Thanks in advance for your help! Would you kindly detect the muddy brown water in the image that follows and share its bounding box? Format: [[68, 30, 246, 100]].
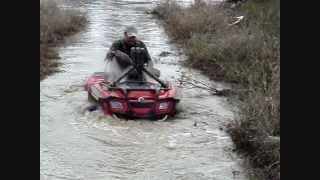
[[40, 0, 247, 179]]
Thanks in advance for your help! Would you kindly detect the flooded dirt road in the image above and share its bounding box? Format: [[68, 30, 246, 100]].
[[40, 0, 246, 179]]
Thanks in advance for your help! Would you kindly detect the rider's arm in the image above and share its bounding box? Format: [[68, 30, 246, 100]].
[[105, 41, 121, 61], [140, 42, 152, 65]]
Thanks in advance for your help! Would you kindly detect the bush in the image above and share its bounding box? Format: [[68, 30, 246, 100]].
[[153, 0, 280, 179], [40, 0, 87, 79]]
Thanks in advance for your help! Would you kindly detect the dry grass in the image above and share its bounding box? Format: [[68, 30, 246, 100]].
[[40, 0, 87, 80], [153, 0, 280, 179]]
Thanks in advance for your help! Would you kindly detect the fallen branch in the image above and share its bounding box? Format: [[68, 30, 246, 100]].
[[228, 16, 244, 26], [178, 74, 231, 96]]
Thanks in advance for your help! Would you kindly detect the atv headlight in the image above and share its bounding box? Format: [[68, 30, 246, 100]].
[[159, 102, 169, 110], [110, 101, 123, 109]]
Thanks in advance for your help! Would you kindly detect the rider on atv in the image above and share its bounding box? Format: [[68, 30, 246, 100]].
[[86, 27, 178, 119], [105, 26, 153, 67], [104, 26, 160, 83]]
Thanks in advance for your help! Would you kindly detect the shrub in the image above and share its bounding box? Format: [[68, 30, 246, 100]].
[[153, 0, 280, 179], [40, 0, 87, 79]]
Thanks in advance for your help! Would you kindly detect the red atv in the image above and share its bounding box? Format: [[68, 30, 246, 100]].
[[85, 47, 180, 120]]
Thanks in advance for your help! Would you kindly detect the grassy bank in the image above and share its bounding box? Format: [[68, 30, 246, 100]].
[[152, 0, 280, 179], [40, 0, 87, 80]]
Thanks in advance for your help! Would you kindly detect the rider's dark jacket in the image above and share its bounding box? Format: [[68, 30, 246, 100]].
[[106, 39, 152, 63]]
